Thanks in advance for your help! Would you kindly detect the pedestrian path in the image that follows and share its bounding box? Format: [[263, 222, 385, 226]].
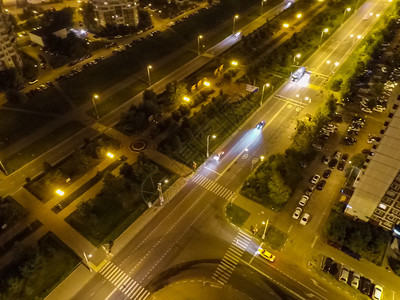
[[191, 174, 235, 201], [212, 230, 252, 285], [98, 261, 150, 300]]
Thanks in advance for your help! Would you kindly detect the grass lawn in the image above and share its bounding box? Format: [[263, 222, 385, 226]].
[[66, 161, 172, 246], [226, 203, 250, 227], [4, 121, 85, 173], [0, 109, 54, 151], [256, 225, 288, 251], [0, 196, 27, 235], [0, 232, 80, 300]]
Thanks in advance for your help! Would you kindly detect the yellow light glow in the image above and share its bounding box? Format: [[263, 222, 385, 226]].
[[183, 96, 190, 102], [107, 152, 114, 158], [323, 28, 329, 33], [93, 94, 99, 99], [204, 81, 211, 87], [199, 35, 203, 39], [283, 23, 289, 28], [234, 15, 239, 19], [297, 13, 302, 18], [56, 189, 64, 196], [231, 61, 238, 66], [296, 53, 301, 58], [260, 155, 265, 161]]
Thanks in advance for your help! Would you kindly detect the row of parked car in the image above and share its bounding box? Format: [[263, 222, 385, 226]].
[[322, 256, 383, 299]]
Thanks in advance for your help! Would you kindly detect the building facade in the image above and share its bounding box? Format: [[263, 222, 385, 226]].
[[0, 2, 23, 71], [345, 98, 400, 230], [92, 0, 139, 28]]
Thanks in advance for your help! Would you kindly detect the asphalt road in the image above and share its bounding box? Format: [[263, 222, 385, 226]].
[[70, 1, 398, 300]]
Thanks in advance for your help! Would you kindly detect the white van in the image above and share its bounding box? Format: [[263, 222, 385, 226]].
[[339, 267, 350, 283]]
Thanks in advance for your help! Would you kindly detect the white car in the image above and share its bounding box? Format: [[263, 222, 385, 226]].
[[367, 137, 377, 144], [310, 174, 321, 184], [373, 106, 386, 112], [361, 107, 372, 113], [292, 207, 302, 219], [351, 272, 360, 289], [299, 195, 309, 207], [300, 213, 310, 225], [372, 285, 383, 300]]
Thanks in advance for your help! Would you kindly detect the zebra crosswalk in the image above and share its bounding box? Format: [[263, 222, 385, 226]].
[[212, 230, 252, 285], [191, 174, 235, 200], [99, 261, 149, 300]]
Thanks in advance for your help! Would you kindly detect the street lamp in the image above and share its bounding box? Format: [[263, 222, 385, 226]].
[[56, 189, 64, 196], [341, 7, 351, 25], [147, 65, 152, 87], [92, 94, 99, 119], [296, 13, 302, 19], [293, 53, 301, 65], [0, 160, 8, 176], [206, 134, 216, 158], [233, 15, 239, 34], [197, 35, 203, 56], [319, 28, 329, 47], [203, 81, 211, 87], [183, 96, 190, 102], [231, 60, 238, 67], [283, 23, 289, 28], [260, 155, 265, 161], [261, 83, 273, 106], [262, 220, 269, 240], [260, 0, 267, 15], [106, 152, 114, 158]]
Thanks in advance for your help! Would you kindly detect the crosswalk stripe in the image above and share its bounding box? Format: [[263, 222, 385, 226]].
[[237, 231, 251, 241], [220, 260, 236, 270], [204, 180, 214, 189], [113, 273, 129, 286], [230, 244, 245, 254], [135, 290, 147, 300], [119, 277, 131, 289], [105, 266, 120, 279], [217, 188, 228, 197], [102, 263, 117, 277], [130, 286, 145, 299], [229, 246, 242, 256], [125, 281, 138, 295], [139, 292, 150, 300], [100, 261, 113, 274], [214, 185, 224, 195], [137, 290, 150, 300], [215, 271, 230, 280], [197, 177, 207, 185], [111, 272, 126, 285], [193, 174, 201, 181], [225, 252, 239, 262], [234, 239, 248, 250], [222, 257, 238, 267]]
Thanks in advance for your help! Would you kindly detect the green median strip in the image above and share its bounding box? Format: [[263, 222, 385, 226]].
[[4, 121, 85, 173], [226, 203, 250, 227]]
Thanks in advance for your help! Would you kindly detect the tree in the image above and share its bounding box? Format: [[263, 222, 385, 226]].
[[267, 170, 291, 206], [81, 2, 99, 32], [331, 78, 343, 92]]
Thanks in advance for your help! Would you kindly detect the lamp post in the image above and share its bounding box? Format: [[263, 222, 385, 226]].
[[83, 252, 93, 272], [293, 53, 301, 65], [319, 28, 329, 47], [157, 182, 164, 205], [0, 160, 8, 175], [260, 83, 274, 106], [197, 35, 203, 56], [206, 134, 216, 158], [262, 220, 269, 240], [232, 15, 239, 34], [341, 7, 351, 25], [91, 94, 99, 119], [147, 65, 152, 86], [260, 0, 267, 15]]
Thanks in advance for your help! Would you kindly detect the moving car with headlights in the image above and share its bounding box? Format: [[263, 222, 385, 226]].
[[213, 151, 225, 161], [258, 247, 275, 262], [256, 121, 266, 129], [292, 66, 306, 82]]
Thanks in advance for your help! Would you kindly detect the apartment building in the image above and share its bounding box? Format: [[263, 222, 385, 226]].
[[92, 0, 139, 28]]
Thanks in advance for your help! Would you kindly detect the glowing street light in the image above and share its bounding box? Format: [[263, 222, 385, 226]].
[[283, 23, 289, 28], [92, 94, 99, 119], [183, 96, 190, 102], [293, 53, 301, 65], [206, 134, 216, 158], [260, 0, 267, 15], [262, 220, 269, 240], [326, 60, 331, 64], [231, 60, 238, 67], [261, 83, 273, 106], [260, 155, 265, 161], [334, 62, 339, 67], [56, 189, 65, 196], [203, 81, 211, 87], [233, 15, 239, 34], [296, 13, 302, 19], [197, 35, 203, 56], [341, 7, 351, 24], [107, 152, 114, 158], [319, 28, 329, 47], [147, 65, 152, 86]]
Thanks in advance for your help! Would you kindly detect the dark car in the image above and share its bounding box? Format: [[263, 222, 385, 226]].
[[328, 158, 338, 169], [337, 161, 346, 171], [329, 262, 339, 276], [256, 121, 266, 129], [322, 257, 334, 273], [359, 277, 372, 295], [342, 153, 349, 161], [344, 137, 357, 145], [323, 169, 331, 179], [316, 180, 326, 191]]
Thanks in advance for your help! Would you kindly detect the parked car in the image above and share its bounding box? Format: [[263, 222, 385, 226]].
[[351, 272, 361, 289], [310, 174, 321, 185], [328, 158, 338, 169], [342, 153, 349, 161], [304, 185, 315, 196], [361, 107, 372, 113], [339, 267, 350, 283], [316, 180, 326, 191], [334, 151, 342, 160], [322, 257, 334, 273], [300, 213, 310, 225], [292, 207, 302, 219], [337, 161, 346, 171], [359, 277, 373, 296], [372, 285, 383, 300], [322, 155, 330, 165], [323, 169, 331, 179], [299, 195, 309, 207]]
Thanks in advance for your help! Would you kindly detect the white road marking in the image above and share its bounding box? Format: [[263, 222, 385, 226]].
[[311, 236, 318, 249], [204, 166, 222, 175]]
